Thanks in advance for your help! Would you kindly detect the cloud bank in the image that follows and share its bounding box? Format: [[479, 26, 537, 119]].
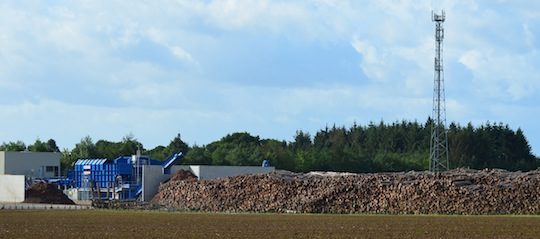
[[0, 0, 539, 154]]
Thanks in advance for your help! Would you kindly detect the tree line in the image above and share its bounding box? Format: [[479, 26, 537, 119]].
[[180, 120, 538, 173], [1, 120, 538, 174]]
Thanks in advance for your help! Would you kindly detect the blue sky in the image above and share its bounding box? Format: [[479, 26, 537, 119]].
[[0, 1, 539, 155]]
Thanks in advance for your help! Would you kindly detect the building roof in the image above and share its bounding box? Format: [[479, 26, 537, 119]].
[[74, 158, 110, 166]]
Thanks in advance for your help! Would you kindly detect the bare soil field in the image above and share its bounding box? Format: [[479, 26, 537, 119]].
[[1, 210, 540, 238]]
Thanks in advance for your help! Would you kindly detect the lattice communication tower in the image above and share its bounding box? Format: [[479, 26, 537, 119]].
[[429, 10, 449, 172]]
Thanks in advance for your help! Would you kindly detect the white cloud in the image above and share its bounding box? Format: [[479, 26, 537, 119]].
[[46, 22, 93, 52], [203, 0, 309, 32], [0, 99, 231, 149], [523, 23, 535, 48], [459, 49, 539, 100], [351, 38, 386, 80], [170, 46, 195, 64], [109, 24, 141, 49], [459, 50, 482, 71]]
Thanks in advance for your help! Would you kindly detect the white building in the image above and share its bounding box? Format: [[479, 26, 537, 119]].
[[0, 151, 61, 178]]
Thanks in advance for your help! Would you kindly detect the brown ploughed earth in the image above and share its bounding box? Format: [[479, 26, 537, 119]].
[[1, 210, 539, 239]]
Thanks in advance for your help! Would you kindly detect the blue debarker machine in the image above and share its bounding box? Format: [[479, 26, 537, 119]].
[[68, 152, 183, 200]]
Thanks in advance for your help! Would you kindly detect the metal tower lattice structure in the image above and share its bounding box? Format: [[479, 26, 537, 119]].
[[429, 10, 449, 172]]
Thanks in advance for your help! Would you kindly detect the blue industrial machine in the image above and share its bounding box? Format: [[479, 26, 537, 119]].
[[68, 152, 183, 200]]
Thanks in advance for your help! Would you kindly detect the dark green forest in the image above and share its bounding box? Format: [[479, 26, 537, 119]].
[[1, 120, 538, 174]]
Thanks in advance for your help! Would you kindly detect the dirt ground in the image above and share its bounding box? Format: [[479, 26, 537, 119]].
[[1, 210, 539, 239], [24, 182, 75, 205]]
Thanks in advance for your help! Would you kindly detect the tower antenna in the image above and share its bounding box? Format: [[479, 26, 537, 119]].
[[429, 10, 449, 172]]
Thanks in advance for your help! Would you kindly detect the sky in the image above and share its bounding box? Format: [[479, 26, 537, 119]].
[[0, 0, 539, 155]]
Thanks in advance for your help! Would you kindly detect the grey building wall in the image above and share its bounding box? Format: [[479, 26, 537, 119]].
[[0, 152, 4, 175], [141, 165, 191, 201], [194, 165, 274, 180], [0, 151, 61, 178]]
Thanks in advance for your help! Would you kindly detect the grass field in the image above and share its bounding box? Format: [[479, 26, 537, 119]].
[[1, 210, 540, 238]]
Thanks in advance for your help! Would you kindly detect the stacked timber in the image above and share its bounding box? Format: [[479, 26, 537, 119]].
[[163, 170, 198, 184], [152, 169, 540, 214]]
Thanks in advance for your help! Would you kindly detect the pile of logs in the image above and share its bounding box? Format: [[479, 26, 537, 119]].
[[151, 169, 540, 214]]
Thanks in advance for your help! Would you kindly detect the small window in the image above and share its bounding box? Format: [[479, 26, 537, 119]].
[[46, 166, 59, 177]]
